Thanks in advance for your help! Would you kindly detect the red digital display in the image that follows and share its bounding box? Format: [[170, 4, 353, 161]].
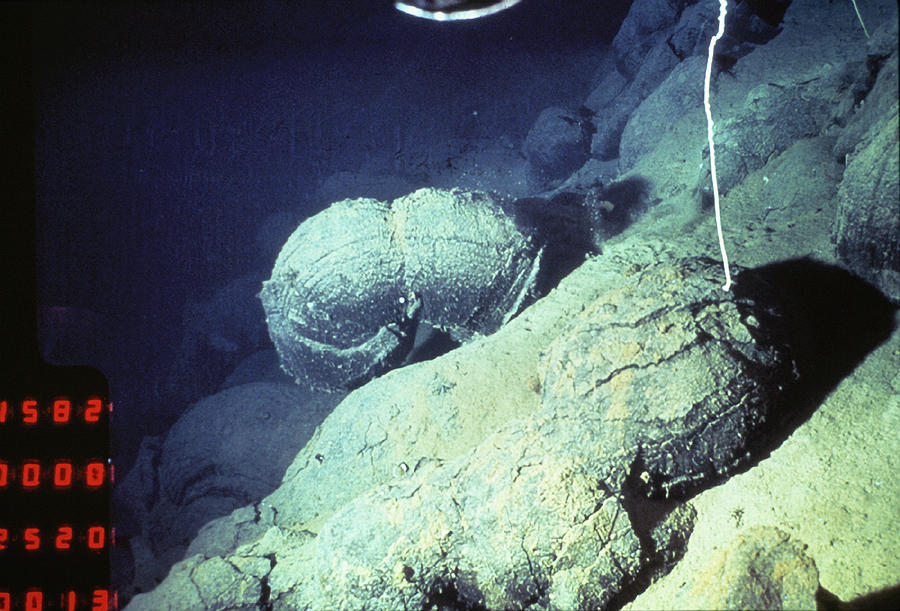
[[0, 460, 107, 490], [0, 399, 106, 426], [0, 367, 114, 609], [0, 525, 108, 552], [0, 589, 114, 611]]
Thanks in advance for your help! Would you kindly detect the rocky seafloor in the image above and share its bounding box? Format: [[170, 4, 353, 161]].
[[116, 0, 899, 608]]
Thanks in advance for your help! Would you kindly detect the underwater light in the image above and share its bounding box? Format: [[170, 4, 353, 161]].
[[394, 0, 522, 21]]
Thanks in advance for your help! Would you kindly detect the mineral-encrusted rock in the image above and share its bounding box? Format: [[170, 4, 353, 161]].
[[833, 17, 899, 161], [293, 415, 645, 610], [260, 188, 542, 391], [265, 257, 796, 609], [590, 90, 642, 160], [157, 383, 336, 514], [704, 55, 877, 195], [584, 65, 628, 114], [261, 195, 410, 392], [126, 553, 265, 611], [651, 527, 819, 610], [833, 111, 900, 303], [541, 256, 798, 499]]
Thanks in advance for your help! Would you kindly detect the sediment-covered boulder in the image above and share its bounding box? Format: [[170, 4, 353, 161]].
[[832, 41, 899, 303], [634, 526, 819, 610], [114, 382, 339, 600], [619, 56, 707, 172], [540, 256, 798, 499], [265, 257, 798, 609]]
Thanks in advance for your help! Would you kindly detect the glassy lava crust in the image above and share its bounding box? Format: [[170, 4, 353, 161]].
[[260, 188, 542, 392]]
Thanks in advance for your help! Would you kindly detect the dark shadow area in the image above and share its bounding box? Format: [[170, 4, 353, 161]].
[[744, 0, 793, 27], [513, 175, 653, 295], [595, 176, 655, 240], [817, 583, 900, 611], [684, 257, 896, 494], [402, 323, 461, 367], [609, 459, 694, 611], [512, 193, 600, 295], [735, 257, 897, 431], [609, 257, 896, 610], [423, 575, 490, 611]]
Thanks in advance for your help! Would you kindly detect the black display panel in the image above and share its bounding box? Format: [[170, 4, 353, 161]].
[[0, 366, 113, 611]]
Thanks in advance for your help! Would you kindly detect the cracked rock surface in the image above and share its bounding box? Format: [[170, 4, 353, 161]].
[[121, 1, 899, 608], [284, 257, 795, 609], [128, 257, 797, 610], [540, 256, 797, 500]]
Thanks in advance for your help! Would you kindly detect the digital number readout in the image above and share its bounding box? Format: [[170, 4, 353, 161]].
[[1, 365, 114, 610], [0, 460, 108, 489], [0, 589, 114, 611], [0, 399, 105, 426]]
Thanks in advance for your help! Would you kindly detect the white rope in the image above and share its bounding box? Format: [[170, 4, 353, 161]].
[[850, 0, 870, 38], [704, 0, 732, 291]]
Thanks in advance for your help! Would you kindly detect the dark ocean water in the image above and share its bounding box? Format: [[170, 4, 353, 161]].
[[31, 0, 631, 468]]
